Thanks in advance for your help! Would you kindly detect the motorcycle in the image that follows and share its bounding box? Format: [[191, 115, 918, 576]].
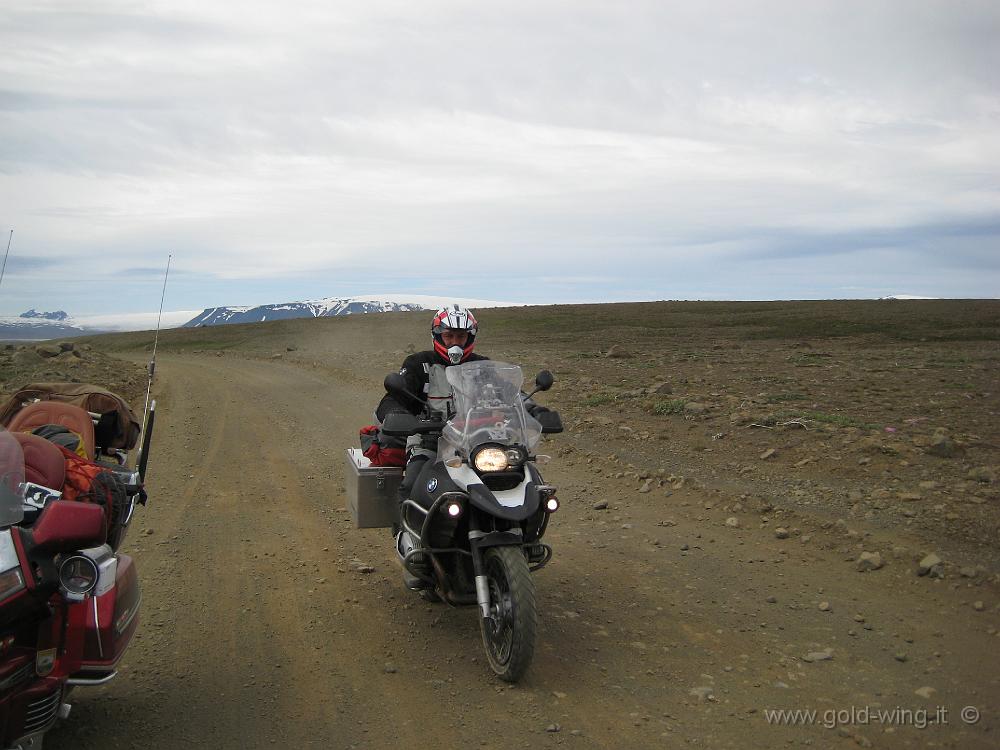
[[381, 360, 563, 682], [0, 403, 150, 749]]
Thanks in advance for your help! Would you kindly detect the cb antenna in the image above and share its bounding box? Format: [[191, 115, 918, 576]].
[[0, 230, 12, 294], [139, 254, 171, 451]]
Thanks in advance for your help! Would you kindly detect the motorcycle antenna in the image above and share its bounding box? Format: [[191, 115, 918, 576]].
[[139, 254, 171, 450], [0, 229, 12, 294]]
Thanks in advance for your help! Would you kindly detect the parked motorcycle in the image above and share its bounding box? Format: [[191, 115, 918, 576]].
[[381, 360, 563, 682], [0, 411, 148, 749]]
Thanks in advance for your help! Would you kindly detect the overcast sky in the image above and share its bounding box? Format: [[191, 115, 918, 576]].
[[1, 0, 998, 317]]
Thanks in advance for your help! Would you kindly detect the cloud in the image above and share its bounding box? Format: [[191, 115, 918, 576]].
[[1, 0, 998, 313]]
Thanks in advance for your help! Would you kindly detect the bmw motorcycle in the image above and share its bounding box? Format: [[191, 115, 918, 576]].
[[0, 425, 145, 749], [381, 360, 563, 682]]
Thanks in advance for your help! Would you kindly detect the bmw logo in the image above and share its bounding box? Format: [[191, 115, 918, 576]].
[[427, 478, 438, 493]]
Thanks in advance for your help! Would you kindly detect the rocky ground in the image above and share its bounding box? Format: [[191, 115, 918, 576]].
[[0, 339, 147, 408], [5, 299, 996, 749]]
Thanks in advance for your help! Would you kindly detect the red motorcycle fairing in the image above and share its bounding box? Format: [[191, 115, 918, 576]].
[[0, 673, 64, 748], [76, 554, 140, 673]]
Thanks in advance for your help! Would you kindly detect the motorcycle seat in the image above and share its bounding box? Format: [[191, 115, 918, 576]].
[[14, 432, 66, 491], [9, 402, 95, 460]]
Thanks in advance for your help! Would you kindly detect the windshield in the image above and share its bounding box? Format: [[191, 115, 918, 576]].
[[0, 429, 25, 527], [443, 361, 541, 455]]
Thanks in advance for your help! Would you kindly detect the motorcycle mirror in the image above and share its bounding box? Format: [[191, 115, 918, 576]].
[[31, 501, 107, 552], [534, 370, 554, 392]]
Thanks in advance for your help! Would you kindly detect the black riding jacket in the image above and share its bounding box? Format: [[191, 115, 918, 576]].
[[375, 350, 489, 422]]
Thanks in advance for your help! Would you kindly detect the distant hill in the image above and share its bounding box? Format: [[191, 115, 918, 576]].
[[0, 310, 89, 340], [184, 295, 516, 327]]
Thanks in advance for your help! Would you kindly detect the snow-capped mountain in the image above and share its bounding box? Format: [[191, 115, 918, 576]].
[[184, 295, 519, 327], [0, 310, 87, 340], [19, 309, 70, 321]]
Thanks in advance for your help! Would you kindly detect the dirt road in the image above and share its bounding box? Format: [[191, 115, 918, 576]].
[[48, 348, 996, 749]]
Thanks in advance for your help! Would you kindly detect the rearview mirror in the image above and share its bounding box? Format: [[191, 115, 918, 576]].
[[534, 370, 554, 392]]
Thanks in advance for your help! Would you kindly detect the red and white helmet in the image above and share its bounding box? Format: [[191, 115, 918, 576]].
[[431, 304, 478, 363]]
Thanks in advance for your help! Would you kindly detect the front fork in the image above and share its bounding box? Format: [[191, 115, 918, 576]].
[[469, 514, 490, 618], [468, 511, 526, 619]]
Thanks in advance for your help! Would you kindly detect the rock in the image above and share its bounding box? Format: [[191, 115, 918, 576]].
[[760, 448, 777, 460], [894, 652, 908, 662], [649, 382, 673, 395], [914, 686, 936, 699], [856, 551, 884, 572], [766, 595, 778, 604], [725, 517, 740, 528], [57, 341, 74, 352], [968, 467, 997, 484], [143, 528, 154, 536], [34, 344, 62, 358], [917, 553, 943, 577], [684, 402, 708, 415], [605, 345, 632, 359], [973, 601, 985, 612], [593, 501, 609, 510], [689, 686, 714, 702], [898, 492, 923, 502], [927, 432, 962, 458], [639, 479, 652, 494], [383, 663, 397, 674], [802, 650, 833, 663], [774, 527, 789, 539], [818, 601, 831, 612], [546, 723, 561, 733]]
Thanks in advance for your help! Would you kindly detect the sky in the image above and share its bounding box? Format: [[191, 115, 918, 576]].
[[1, 0, 998, 320]]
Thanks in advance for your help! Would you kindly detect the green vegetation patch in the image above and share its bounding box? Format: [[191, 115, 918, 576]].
[[765, 392, 809, 403], [650, 398, 688, 415]]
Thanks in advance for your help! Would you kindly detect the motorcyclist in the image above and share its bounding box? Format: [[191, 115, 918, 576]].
[[375, 305, 487, 514], [374, 305, 547, 589]]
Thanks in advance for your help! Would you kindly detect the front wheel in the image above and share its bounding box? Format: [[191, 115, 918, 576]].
[[479, 546, 537, 682]]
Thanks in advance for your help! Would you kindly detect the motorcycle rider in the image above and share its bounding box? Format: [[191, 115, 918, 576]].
[[374, 304, 547, 589], [375, 304, 487, 517]]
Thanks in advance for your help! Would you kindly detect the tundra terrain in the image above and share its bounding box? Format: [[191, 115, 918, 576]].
[[5, 299, 998, 749]]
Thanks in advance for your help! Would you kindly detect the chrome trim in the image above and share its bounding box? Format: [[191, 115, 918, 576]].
[[122, 495, 137, 526], [66, 671, 117, 687], [0, 661, 34, 692], [58, 556, 99, 601], [92, 597, 103, 659], [475, 574, 490, 618], [22, 687, 61, 732]]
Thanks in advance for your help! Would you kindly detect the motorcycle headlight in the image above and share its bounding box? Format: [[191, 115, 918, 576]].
[[473, 445, 509, 473], [59, 555, 99, 599]]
